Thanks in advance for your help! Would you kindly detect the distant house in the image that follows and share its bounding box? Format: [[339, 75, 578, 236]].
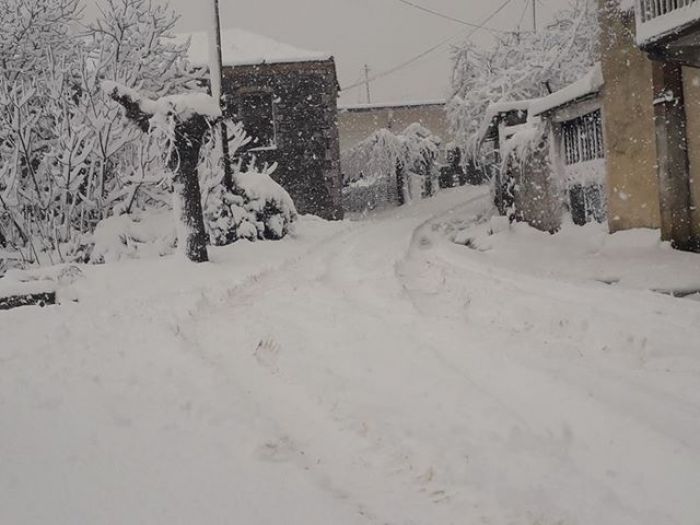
[[599, 0, 700, 251], [530, 64, 606, 226], [337, 100, 451, 152], [180, 29, 343, 220], [479, 69, 607, 232]]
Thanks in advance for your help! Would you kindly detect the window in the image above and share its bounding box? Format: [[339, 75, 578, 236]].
[[237, 91, 277, 150], [562, 110, 604, 165], [569, 183, 607, 225]]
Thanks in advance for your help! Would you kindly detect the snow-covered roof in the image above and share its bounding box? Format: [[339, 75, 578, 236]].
[[177, 28, 332, 67], [530, 64, 603, 117], [339, 99, 446, 111]]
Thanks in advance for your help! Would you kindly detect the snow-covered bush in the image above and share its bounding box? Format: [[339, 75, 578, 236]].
[[205, 167, 297, 245], [89, 211, 176, 264], [447, 0, 598, 158], [498, 123, 563, 233], [341, 123, 441, 212], [0, 0, 200, 265]]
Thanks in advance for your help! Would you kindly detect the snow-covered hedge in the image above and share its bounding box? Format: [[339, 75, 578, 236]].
[[498, 123, 563, 233], [341, 123, 441, 212], [205, 168, 297, 245], [88, 211, 177, 264]]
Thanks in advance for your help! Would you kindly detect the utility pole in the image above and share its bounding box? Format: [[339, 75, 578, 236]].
[[209, 0, 234, 190], [364, 64, 372, 104], [531, 0, 537, 33]]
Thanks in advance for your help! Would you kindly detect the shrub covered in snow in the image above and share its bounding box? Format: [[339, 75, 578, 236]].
[[0, 0, 201, 265], [205, 167, 297, 245], [341, 123, 441, 212], [88, 211, 176, 264], [498, 123, 563, 233]]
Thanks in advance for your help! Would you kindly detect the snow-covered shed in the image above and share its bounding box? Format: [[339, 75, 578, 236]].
[[179, 29, 343, 220], [531, 63, 607, 226]]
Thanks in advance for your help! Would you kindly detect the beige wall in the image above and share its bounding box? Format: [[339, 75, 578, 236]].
[[599, 4, 661, 232], [338, 103, 453, 152], [680, 67, 700, 237]]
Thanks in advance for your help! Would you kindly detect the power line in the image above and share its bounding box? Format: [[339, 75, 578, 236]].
[[516, 0, 530, 32], [342, 0, 515, 91], [394, 0, 510, 33]]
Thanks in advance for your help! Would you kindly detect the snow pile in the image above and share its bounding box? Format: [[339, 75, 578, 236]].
[[205, 168, 297, 245], [530, 63, 603, 117], [102, 81, 221, 121], [178, 28, 331, 67], [89, 211, 176, 264], [452, 214, 700, 293]]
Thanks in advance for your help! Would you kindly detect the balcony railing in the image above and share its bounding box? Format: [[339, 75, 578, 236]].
[[635, 0, 700, 46]]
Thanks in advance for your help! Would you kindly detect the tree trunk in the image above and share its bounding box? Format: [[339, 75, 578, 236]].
[[106, 85, 212, 263], [170, 120, 209, 263]]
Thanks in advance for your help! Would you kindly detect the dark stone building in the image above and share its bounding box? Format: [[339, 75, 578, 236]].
[[181, 29, 343, 220]]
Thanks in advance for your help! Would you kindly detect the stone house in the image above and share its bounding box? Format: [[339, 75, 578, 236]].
[[337, 100, 451, 152], [181, 28, 343, 220], [599, 0, 700, 251]]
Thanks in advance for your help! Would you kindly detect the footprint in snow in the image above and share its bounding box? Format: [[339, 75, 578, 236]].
[[254, 338, 281, 374]]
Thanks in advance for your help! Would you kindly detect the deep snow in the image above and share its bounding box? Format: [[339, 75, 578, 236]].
[[1, 186, 699, 524]]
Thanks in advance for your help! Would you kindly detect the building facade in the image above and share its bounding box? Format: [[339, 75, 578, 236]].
[[600, 0, 700, 250], [181, 29, 343, 220]]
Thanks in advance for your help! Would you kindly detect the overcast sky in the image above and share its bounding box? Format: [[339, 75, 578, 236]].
[[86, 0, 560, 105]]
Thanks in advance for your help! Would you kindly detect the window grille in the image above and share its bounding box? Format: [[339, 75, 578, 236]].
[[562, 110, 604, 165]]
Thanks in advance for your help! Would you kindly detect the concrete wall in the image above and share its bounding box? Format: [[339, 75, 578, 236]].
[[599, 3, 661, 232], [680, 67, 700, 237], [338, 103, 452, 152]]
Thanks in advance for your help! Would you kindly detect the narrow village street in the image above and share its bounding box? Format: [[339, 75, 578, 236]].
[[2, 186, 699, 524]]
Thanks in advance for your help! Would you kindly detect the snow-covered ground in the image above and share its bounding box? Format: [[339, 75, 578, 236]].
[[1, 186, 699, 524], [451, 213, 700, 296]]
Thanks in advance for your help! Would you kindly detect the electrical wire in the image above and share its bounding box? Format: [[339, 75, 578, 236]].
[[394, 0, 510, 33], [342, 0, 515, 91]]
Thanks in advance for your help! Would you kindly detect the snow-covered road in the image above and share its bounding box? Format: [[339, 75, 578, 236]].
[[2, 186, 699, 524]]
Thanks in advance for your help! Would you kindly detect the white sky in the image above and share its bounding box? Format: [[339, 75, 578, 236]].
[[84, 0, 560, 105]]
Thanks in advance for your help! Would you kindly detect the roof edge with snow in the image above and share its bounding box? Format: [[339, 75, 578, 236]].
[[529, 63, 603, 117], [177, 28, 332, 68]]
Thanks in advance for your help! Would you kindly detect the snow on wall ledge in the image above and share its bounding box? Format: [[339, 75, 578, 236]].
[[177, 28, 332, 67]]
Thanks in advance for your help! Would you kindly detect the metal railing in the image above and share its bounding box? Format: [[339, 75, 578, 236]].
[[635, 0, 700, 45], [638, 0, 695, 22]]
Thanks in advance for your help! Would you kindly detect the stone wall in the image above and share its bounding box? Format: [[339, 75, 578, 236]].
[[222, 60, 343, 220]]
